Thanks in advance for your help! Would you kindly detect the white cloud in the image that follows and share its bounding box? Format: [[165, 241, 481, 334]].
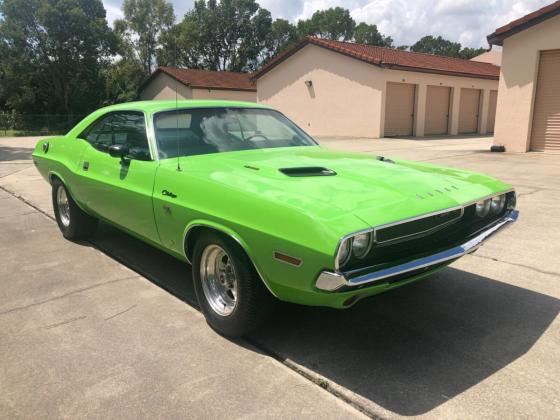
[[103, 1, 123, 24], [103, 0, 552, 47]]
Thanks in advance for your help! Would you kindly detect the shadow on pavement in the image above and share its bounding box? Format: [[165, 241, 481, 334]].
[[86, 221, 560, 416], [0, 146, 34, 162]]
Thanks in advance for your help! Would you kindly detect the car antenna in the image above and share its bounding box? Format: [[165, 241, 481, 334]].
[[174, 33, 182, 172]]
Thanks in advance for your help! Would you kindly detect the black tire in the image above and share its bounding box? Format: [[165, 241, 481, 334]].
[[52, 178, 98, 240], [192, 231, 276, 337]]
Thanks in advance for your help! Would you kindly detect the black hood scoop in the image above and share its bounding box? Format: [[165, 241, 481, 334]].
[[279, 167, 337, 177]]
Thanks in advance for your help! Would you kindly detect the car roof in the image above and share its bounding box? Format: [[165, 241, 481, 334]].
[[99, 100, 270, 114]]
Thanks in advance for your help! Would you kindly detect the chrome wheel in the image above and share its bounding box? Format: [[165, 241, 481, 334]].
[[200, 244, 238, 316], [56, 185, 70, 227]]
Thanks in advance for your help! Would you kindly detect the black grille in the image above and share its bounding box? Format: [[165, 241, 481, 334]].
[[343, 192, 513, 272], [376, 208, 463, 244]]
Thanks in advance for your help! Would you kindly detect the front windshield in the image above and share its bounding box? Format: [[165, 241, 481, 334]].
[[153, 107, 317, 159]]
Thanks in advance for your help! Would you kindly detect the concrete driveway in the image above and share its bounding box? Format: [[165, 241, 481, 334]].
[[1, 135, 559, 419]]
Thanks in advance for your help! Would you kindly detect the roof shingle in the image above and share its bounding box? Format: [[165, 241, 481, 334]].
[[254, 37, 500, 80], [146, 67, 256, 91]]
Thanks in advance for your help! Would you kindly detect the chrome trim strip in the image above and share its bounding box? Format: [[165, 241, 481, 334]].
[[183, 224, 279, 298], [319, 210, 518, 292], [333, 189, 514, 271]]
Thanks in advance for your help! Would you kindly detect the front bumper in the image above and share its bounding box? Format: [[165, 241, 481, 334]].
[[316, 210, 519, 292]]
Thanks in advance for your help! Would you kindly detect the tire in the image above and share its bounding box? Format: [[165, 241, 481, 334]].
[[52, 178, 98, 240], [192, 231, 276, 337]]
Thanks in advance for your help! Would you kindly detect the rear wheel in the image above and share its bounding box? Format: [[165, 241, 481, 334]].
[[52, 178, 98, 240], [192, 232, 275, 337]]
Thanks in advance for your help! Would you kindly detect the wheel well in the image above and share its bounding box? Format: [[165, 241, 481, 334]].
[[184, 225, 238, 263], [49, 173, 61, 185], [184, 225, 277, 298]]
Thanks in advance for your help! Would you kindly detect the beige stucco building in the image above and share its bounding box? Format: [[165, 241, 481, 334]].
[[488, 1, 560, 152], [139, 67, 256, 102], [255, 37, 500, 138]]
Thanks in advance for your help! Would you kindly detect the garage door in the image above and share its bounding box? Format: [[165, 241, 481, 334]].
[[384, 82, 415, 136], [458, 88, 481, 134], [531, 50, 560, 152], [425, 86, 450, 135], [487, 90, 498, 133]]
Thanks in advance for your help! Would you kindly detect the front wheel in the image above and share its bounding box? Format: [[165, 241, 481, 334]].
[[52, 178, 98, 240], [192, 232, 275, 337]]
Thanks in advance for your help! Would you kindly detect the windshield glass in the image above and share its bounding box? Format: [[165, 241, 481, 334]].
[[153, 107, 317, 159]]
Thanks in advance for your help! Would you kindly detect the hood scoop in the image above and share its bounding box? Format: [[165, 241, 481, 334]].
[[279, 167, 337, 177]]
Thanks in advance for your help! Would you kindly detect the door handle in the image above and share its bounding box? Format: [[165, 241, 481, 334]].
[[83, 161, 89, 171], [161, 189, 177, 198]]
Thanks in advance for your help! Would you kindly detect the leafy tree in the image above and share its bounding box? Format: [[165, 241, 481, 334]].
[[410, 35, 486, 59], [459, 46, 487, 60], [353, 22, 393, 47], [297, 7, 355, 41], [411, 35, 461, 57], [264, 18, 298, 59], [114, 0, 175, 77], [0, 109, 19, 135], [159, 0, 272, 72], [103, 59, 145, 104], [0, 0, 115, 119]]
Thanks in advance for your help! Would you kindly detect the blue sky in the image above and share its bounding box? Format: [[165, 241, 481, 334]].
[[102, 0, 552, 48]]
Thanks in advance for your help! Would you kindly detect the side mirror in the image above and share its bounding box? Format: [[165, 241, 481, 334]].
[[108, 144, 130, 162]]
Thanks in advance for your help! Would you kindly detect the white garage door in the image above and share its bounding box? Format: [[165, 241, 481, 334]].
[[425, 86, 451, 135], [459, 88, 481, 134], [384, 82, 415, 136], [531, 50, 560, 152]]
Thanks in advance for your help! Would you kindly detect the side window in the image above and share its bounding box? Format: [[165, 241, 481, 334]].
[[80, 112, 151, 161]]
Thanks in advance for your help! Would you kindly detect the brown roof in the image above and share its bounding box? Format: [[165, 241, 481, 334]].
[[488, 1, 560, 46], [142, 67, 256, 92], [254, 37, 500, 80]]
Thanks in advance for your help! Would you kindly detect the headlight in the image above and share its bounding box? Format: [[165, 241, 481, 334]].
[[490, 195, 505, 214], [475, 199, 491, 217], [352, 232, 372, 259], [337, 238, 352, 267]]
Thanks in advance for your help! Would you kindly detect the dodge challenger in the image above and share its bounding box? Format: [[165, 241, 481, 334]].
[[32, 100, 518, 336]]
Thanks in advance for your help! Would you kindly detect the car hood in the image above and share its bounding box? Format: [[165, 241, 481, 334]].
[[180, 146, 511, 228]]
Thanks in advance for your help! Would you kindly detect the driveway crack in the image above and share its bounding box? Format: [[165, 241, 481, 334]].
[[471, 253, 560, 278], [104, 304, 137, 321], [0, 275, 138, 316]]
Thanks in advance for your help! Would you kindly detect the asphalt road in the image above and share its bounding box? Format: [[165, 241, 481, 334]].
[[1, 135, 559, 419]]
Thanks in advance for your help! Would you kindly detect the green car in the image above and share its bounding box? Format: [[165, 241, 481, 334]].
[[33, 100, 518, 336]]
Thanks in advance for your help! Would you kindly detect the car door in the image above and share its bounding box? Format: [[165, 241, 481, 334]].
[[76, 111, 160, 242]]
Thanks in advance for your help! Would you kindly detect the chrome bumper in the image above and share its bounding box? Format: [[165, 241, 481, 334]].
[[316, 210, 519, 292]]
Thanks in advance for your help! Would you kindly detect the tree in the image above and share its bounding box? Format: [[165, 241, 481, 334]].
[[297, 7, 355, 41], [159, 0, 272, 72], [0, 0, 115, 119], [114, 0, 174, 77], [410, 35, 486, 59], [459, 46, 486, 60], [411, 35, 461, 57], [353, 22, 393, 47], [264, 18, 298, 59]]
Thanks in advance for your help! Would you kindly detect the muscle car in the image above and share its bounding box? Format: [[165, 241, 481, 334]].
[[32, 100, 518, 336]]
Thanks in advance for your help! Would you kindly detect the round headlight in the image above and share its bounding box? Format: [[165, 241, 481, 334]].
[[490, 195, 505, 214], [337, 238, 352, 267], [352, 233, 372, 259], [475, 199, 491, 217]]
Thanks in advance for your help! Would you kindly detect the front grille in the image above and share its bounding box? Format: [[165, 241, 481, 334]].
[[375, 208, 463, 244], [343, 192, 513, 272]]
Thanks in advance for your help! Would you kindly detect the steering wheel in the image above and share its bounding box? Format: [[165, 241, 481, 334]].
[[245, 133, 272, 146]]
